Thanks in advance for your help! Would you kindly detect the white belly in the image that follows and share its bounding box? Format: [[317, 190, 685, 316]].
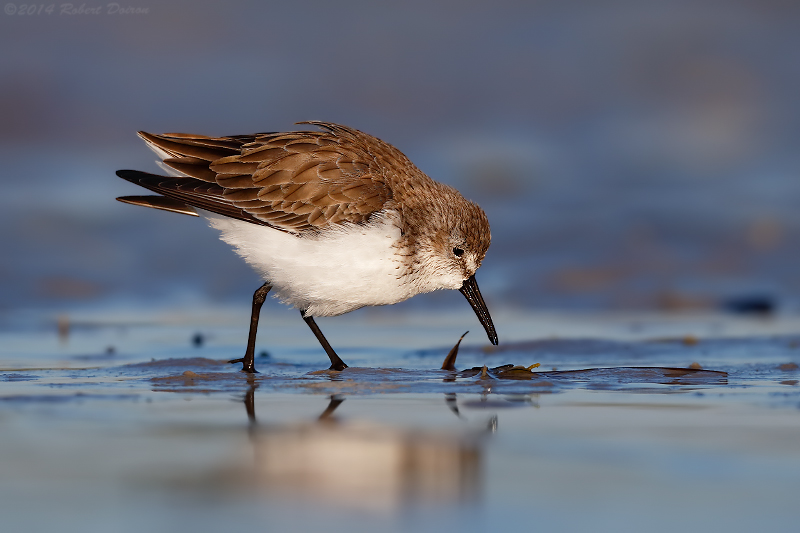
[[202, 210, 415, 316]]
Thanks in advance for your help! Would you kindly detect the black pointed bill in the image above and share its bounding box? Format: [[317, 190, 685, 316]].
[[459, 275, 498, 345]]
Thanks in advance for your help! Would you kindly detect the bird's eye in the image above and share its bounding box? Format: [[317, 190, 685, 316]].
[[453, 247, 464, 257]]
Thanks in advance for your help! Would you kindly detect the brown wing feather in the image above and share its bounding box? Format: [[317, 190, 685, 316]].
[[116, 170, 270, 227], [137, 131, 272, 184], [122, 123, 428, 233]]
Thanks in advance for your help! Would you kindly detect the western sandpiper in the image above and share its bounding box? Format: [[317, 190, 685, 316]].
[[116, 122, 497, 372]]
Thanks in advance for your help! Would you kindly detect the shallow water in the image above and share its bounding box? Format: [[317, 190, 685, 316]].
[[2, 310, 799, 532]]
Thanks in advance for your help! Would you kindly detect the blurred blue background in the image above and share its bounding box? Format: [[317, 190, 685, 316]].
[[2, 0, 800, 317]]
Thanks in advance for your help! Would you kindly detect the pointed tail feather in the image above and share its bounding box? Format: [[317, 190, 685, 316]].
[[116, 195, 198, 216]]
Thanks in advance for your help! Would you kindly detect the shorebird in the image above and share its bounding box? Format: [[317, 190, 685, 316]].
[[116, 122, 497, 372]]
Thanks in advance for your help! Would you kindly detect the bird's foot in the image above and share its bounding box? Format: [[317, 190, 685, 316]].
[[328, 360, 348, 371], [228, 357, 259, 374]]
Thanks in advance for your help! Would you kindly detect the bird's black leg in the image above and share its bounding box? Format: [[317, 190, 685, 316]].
[[300, 310, 348, 371], [229, 282, 272, 373]]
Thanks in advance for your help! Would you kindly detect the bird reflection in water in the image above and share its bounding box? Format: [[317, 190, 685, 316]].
[[240, 382, 500, 512]]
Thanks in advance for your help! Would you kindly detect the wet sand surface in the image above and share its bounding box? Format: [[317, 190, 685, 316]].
[[2, 310, 800, 532]]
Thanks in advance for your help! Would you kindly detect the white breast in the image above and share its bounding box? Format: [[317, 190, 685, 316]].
[[202, 210, 416, 316]]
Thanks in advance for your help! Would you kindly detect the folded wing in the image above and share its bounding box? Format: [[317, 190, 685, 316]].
[[117, 122, 394, 234]]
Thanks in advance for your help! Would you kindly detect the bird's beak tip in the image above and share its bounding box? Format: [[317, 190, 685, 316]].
[[459, 274, 498, 346]]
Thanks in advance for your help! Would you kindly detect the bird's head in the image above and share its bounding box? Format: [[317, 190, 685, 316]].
[[409, 192, 498, 345]]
